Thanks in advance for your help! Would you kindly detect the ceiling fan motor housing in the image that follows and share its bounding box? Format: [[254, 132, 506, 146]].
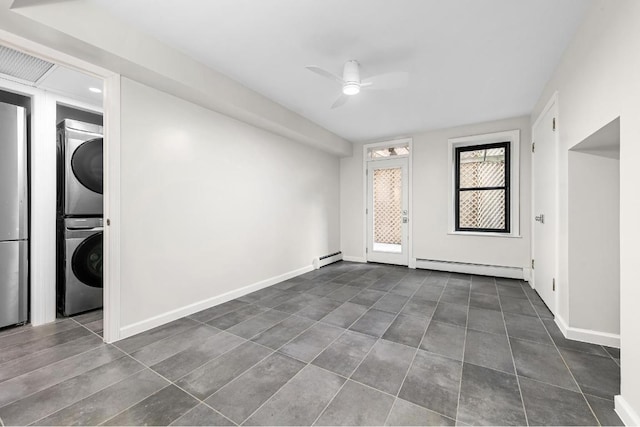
[[342, 60, 361, 95]]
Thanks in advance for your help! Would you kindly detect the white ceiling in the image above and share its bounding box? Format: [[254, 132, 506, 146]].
[[37, 65, 103, 107], [93, 0, 591, 142]]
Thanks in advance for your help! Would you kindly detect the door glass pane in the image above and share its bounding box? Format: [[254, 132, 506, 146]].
[[459, 147, 505, 188], [368, 144, 410, 158], [373, 167, 402, 253], [459, 189, 505, 230]]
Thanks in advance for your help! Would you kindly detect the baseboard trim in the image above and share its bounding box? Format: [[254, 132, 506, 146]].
[[118, 264, 314, 340], [415, 259, 524, 279], [343, 256, 367, 263], [555, 314, 620, 348], [615, 395, 640, 426], [313, 252, 343, 269], [522, 267, 532, 282]]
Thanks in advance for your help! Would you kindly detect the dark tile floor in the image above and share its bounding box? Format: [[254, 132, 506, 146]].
[[0, 262, 623, 426]]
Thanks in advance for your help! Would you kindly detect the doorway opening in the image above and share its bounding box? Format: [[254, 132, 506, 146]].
[[364, 139, 412, 266], [568, 117, 620, 343], [0, 38, 119, 342]]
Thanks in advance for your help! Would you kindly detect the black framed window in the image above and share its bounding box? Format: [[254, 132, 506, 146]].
[[455, 141, 510, 233]]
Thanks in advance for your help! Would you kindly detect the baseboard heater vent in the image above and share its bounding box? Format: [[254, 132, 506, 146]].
[[313, 251, 343, 269], [415, 258, 524, 280]]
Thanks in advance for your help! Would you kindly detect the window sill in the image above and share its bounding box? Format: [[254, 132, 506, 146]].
[[448, 231, 522, 238]]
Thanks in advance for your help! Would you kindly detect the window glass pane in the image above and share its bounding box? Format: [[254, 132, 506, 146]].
[[459, 147, 505, 188], [459, 189, 505, 230]]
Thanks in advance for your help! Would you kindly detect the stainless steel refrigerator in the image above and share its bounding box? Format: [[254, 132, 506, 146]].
[[0, 101, 28, 328]]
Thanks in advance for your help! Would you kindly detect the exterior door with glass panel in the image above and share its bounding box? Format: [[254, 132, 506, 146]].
[[367, 158, 409, 265]]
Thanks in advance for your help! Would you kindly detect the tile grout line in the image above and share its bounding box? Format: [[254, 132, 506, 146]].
[[111, 317, 208, 353], [242, 273, 400, 425], [497, 277, 530, 426], [69, 316, 104, 340], [0, 321, 98, 368], [236, 359, 312, 425], [101, 323, 255, 416], [521, 284, 604, 426], [453, 274, 473, 424], [186, 300, 259, 324], [383, 272, 444, 426], [308, 332, 378, 426], [98, 351, 239, 426], [176, 267, 395, 426], [598, 342, 621, 368], [309, 271, 421, 426], [193, 267, 368, 333], [191, 323, 324, 423], [168, 400, 233, 426], [0, 318, 78, 349], [0, 332, 103, 385], [279, 354, 457, 424], [214, 268, 611, 426], [238, 282, 386, 426], [2, 264, 359, 426], [152, 335, 249, 385], [10, 265, 617, 427], [97, 322, 245, 423], [201, 267, 387, 425], [0, 342, 130, 413], [28, 356, 150, 426]]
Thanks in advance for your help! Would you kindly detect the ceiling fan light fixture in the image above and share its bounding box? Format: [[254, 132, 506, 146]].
[[306, 59, 408, 108], [342, 83, 360, 95]]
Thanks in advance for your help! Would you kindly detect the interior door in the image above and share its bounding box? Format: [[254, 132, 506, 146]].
[[532, 100, 558, 313], [367, 158, 409, 265]]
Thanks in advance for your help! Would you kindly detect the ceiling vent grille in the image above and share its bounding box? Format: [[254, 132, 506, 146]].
[[0, 45, 54, 84]]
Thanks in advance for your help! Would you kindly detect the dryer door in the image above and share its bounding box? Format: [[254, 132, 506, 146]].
[[71, 137, 103, 194], [64, 132, 104, 216], [72, 232, 103, 288]]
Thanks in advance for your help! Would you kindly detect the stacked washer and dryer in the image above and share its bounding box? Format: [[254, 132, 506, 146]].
[[57, 119, 104, 316]]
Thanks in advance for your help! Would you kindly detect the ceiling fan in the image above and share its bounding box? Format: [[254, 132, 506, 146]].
[[305, 60, 408, 109]]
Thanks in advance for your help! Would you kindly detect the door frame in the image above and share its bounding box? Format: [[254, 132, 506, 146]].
[[531, 91, 560, 314], [362, 138, 414, 267], [0, 30, 122, 343]]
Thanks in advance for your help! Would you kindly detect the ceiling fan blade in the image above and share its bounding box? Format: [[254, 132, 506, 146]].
[[362, 71, 409, 90], [331, 94, 349, 109], [305, 66, 343, 84]]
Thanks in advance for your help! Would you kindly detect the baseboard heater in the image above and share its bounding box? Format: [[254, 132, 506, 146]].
[[313, 251, 343, 269], [415, 258, 524, 280]]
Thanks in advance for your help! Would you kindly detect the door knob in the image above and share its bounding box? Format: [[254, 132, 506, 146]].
[[535, 214, 545, 224]]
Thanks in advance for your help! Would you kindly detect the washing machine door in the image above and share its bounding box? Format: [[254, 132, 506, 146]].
[[72, 232, 103, 288], [71, 137, 103, 194]]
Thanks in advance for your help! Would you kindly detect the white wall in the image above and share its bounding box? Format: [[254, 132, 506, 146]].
[[568, 150, 619, 334], [119, 78, 340, 331], [530, 1, 640, 423], [341, 116, 531, 271]]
